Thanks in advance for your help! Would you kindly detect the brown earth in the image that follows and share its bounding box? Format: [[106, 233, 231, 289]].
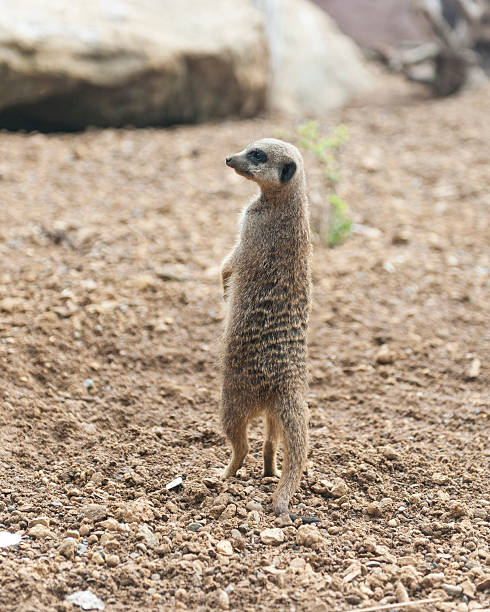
[[0, 74, 489, 612]]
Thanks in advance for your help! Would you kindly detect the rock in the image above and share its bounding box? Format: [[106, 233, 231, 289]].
[[330, 478, 349, 498], [257, 0, 372, 115], [432, 472, 448, 485], [216, 539, 233, 556], [0, 531, 22, 547], [106, 554, 120, 568], [421, 573, 445, 588], [220, 504, 237, 520], [120, 498, 154, 523], [442, 583, 463, 597], [28, 524, 53, 539], [217, 589, 230, 610], [80, 524, 91, 537], [188, 522, 203, 532], [375, 344, 394, 364], [398, 555, 417, 567], [460, 579, 476, 598], [99, 518, 119, 532], [245, 500, 262, 512], [296, 524, 323, 547], [382, 446, 401, 461], [448, 501, 466, 517], [395, 581, 410, 603], [476, 576, 490, 591], [29, 516, 50, 528], [366, 502, 383, 517], [156, 266, 191, 282], [58, 537, 78, 559], [80, 504, 107, 522], [290, 557, 307, 574], [138, 525, 159, 548], [467, 358, 481, 379], [260, 528, 285, 546], [66, 590, 105, 610], [0, 1, 268, 130]]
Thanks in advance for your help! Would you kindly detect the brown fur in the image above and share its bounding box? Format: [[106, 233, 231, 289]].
[[220, 138, 315, 521]]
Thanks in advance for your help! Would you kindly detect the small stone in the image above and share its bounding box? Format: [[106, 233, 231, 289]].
[[296, 524, 322, 547], [28, 524, 53, 539], [382, 446, 401, 461], [448, 501, 466, 517], [58, 538, 77, 559], [476, 576, 490, 591], [93, 551, 105, 565], [367, 502, 383, 517], [387, 518, 398, 527], [467, 358, 480, 379], [83, 378, 94, 389], [432, 472, 448, 485], [290, 557, 306, 574], [395, 581, 409, 603], [138, 525, 159, 548], [460, 579, 476, 598], [66, 529, 80, 540], [442, 583, 463, 597], [80, 524, 91, 537], [88, 535, 98, 545], [330, 478, 349, 498], [29, 516, 50, 528], [260, 528, 285, 546], [106, 554, 120, 567], [156, 264, 191, 282], [220, 504, 237, 520], [248, 510, 261, 524], [99, 518, 119, 531], [217, 589, 229, 610], [375, 344, 394, 364], [188, 522, 203, 532], [421, 573, 445, 588], [245, 501, 262, 512], [216, 540, 233, 556], [80, 504, 107, 522], [166, 476, 183, 490], [120, 498, 154, 522], [398, 555, 417, 567], [66, 590, 105, 611]]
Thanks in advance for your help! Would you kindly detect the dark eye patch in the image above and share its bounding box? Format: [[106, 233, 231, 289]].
[[248, 149, 267, 163]]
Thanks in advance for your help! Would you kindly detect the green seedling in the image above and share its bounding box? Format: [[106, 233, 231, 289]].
[[297, 121, 351, 247]]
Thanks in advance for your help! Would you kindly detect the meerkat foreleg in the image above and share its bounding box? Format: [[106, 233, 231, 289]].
[[221, 251, 236, 301], [221, 389, 250, 478], [263, 413, 280, 477], [272, 393, 308, 517]]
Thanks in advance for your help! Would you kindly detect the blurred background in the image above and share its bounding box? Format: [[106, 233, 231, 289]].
[[0, 0, 489, 129]]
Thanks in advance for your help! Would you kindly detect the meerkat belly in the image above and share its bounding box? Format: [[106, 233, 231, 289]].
[[225, 281, 309, 389]]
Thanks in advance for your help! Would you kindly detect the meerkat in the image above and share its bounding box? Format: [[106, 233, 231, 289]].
[[220, 138, 317, 523]]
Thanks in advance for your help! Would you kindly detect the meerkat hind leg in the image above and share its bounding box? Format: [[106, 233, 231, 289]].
[[272, 393, 320, 524], [263, 412, 280, 477], [221, 394, 250, 479]]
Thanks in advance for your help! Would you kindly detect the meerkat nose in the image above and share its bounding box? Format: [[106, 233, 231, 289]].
[[226, 157, 232, 166]]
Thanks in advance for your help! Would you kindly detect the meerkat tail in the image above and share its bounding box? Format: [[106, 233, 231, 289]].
[[263, 413, 280, 477], [271, 392, 308, 515]]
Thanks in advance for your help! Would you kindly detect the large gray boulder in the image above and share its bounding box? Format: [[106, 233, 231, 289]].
[[0, 0, 268, 129]]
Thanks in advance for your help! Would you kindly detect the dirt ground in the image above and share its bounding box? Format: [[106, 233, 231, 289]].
[[0, 74, 489, 612]]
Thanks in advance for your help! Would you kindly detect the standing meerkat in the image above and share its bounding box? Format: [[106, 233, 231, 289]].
[[220, 138, 317, 523]]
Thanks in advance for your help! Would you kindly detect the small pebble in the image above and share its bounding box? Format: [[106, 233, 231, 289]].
[[188, 522, 203, 532], [216, 540, 233, 556], [260, 528, 285, 546], [106, 554, 120, 567]]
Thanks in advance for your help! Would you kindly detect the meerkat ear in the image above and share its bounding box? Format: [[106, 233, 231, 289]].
[[280, 160, 297, 183]]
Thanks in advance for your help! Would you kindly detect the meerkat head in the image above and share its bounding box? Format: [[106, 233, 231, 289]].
[[225, 138, 303, 193]]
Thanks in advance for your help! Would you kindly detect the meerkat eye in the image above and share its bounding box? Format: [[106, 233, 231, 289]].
[[248, 149, 267, 163]]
